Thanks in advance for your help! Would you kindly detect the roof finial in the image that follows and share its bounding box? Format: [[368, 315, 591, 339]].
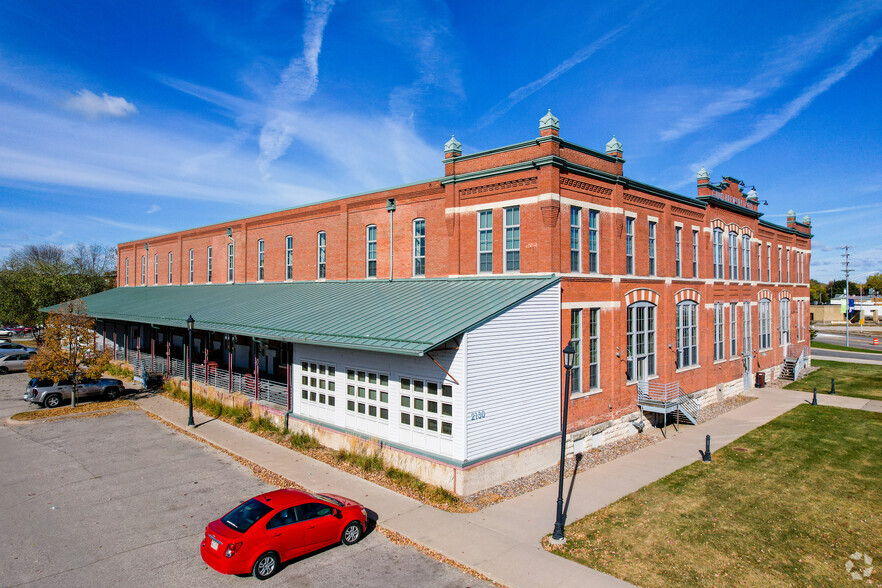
[[605, 135, 623, 156], [444, 134, 462, 156], [539, 109, 560, 131], [697, 166, 710, 181]]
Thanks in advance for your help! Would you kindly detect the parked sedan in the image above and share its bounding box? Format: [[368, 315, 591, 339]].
[[0, 329, 14, 338], [0, 352, 35, 374], [201, 489, 367, 580], [24, 377, 126, 408], [0, 342, 37, 356]]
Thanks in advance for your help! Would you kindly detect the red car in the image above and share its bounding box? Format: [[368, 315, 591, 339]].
[[201, 489, 368, 580]]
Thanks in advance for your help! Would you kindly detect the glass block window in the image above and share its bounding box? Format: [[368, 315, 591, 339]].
[[399, 377, 453, 436], [504, 206, 520, 272], [588, 210, 598, 273], [300, 361, 336, 407], [478, 210, 492, 273], [570, 206, 581, 273], [345, 368, 389, 421]]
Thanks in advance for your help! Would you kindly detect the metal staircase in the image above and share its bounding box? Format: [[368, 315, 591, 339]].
[[637, 380, 699, 435], [778, 345, 809, 382]]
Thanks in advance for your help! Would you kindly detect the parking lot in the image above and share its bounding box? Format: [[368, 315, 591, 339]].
[[0, 373, 489, 587]]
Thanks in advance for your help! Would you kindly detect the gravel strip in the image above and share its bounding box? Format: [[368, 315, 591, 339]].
[[696, 394, 755, 423]]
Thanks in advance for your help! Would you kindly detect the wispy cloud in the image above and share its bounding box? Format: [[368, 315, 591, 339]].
[[258, 0, 336, 174], [475, 1, 660, 131], [682, 30, 882, 186], [660, 2, 882, 141], [146, 204, 161, 214], [66, 89, 137, 119], [86, 216, 169, 234]]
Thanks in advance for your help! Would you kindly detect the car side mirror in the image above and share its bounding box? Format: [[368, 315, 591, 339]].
[[333, 508, 342, 518]]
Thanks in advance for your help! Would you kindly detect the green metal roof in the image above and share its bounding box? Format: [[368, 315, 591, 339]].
[[45, 275, 560, 356]]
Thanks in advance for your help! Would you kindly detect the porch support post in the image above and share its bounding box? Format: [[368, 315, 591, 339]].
[[151, 337, 155, 371]]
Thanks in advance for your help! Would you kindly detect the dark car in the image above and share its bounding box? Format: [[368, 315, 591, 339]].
[[201, 489, 368, 580]]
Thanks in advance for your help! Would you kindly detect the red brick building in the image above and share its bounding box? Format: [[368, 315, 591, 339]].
[[109, 111, 812, 490]]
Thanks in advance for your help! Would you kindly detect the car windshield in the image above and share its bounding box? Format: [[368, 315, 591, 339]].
[[221, 498, 273, 533]]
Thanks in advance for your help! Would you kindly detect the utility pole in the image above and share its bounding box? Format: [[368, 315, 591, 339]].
[[840, 246, 852, 347]]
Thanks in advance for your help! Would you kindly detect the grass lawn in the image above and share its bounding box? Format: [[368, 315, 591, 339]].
[[785, 359, 882, 401], [811, 340, 882, 354], [547, 404, 882, 587]]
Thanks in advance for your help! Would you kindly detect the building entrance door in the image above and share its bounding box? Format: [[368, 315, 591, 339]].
[[742, 352, 752, 390]]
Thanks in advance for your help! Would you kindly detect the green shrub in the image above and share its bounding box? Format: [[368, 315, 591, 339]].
[[385, 467, 426, 491], [106, 363, 134, 381], [290, 432, 321, 450], [336, 448, 384, 472]]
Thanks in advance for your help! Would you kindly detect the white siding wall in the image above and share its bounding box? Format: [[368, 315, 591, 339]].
[[463, 284, 561, 461], [291, 344, 465, 461]]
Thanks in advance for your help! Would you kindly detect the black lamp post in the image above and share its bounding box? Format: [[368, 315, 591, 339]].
[[552, 341, 577, 542], [187, 315, 195, 427]]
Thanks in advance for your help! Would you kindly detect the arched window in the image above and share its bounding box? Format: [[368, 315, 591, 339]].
[[413, 219, 425, 276], [285, 236, 294, 280], [366, 225, 377, 278], [713, 228, 723, 279], [676, 301, 698, 368], [317, 231, 326, 279], [759, 298, 772, 349], [627, 301, 656, 381]]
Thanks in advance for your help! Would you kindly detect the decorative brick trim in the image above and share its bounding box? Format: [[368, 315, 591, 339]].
[[727, 223, 740, 233], [560, 177, 613, 196], [459, 177, 537, 197], [624, 288, 660, 306], [623, 192, 665, 210], [741, 226, 754, 237], [674, 288, 701, 304], [778, 290, 791, 300], [710, 218, 725, 230], [757, 289, 773, 300], [672, 205, 703, 220]]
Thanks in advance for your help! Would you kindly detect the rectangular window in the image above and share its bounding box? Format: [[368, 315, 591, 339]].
[[786, 249, 790, 283], [286, 236, 294, 280], [168, 252, 173, 284], [692, 229, 699, 277], [188, 249, 194, 284], [713, 229, 723, 279], [675, 226, 682, 277], [730, 303, 737, 357], [713, 303, 724, 361], [570, 310, 581, 394], [206, 247, 212, 283], [397, 376, 452, 435], [728, 232, 738, 280], [778, 246, 782, 282], [302, 361, 337, 408], [257, 239, 265, 281], [125, 258, 129, 286], [588, 210, 598, 273], [570, 206, 581, 272], [227, 243, 234, 283], [766, 243, 771, 282], [625, 217, 634, 275], [742, 236, 750, 281], [676, 302, 698, 368], [627, 303, 656, 380], [413, 219, 426, 276], [780, 298, 790, 347], [365, 227, 376, 278], [478, 210, 492, 273], [589, 308, 599, 389], [504, 207, 520, 271], [141, 255, 146, 285], [153, 253, 158, 285], [317, 232, 326, 279], [648, 221, 656, 276], [743, 300, 752, 354], [757, 243, 762, 281], [759, 300, 771, 350]]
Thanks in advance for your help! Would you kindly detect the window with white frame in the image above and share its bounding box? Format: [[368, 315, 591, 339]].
[[257, 239, 265, 281], [125, 258, 129, 286], [504, 206, 520, 271], [301, 361, 336, 407], [589, 308, 599, 389], [759, 298, 772, 349], [168, 252, 173, 284], [786, 248, 790, 283], [188, 249, 194, 284], [626, 217, 634, 275], [648, 221, 657, 276], [728, 231, 738, 280], [345, 368, 387, 419], [692, 229, 699, 277], [413, 218, 426, 276], [570, 309, 582, 394], [713, 228, 723, 279], [713, 303, 724, 361], [627, 302, 655, 380], [676, 301, 698, 368], [570, 206, 581, 273], [207, 246, 212, 283], [227, 242, 234, 282], [743, 300, 752, 354], [779, 297, 790, 347], [153, 253, 158, 285], [399, 377, 453, 435], [767, 243, 771, 282], [798, 300, 803, 340], [778, 246, 782, 282], [757, 243, 762, 281], [675, 226, 682, 277], [141, 255, 146, 285], [478, 210, 492, 272], [365, 226, 376, 278], [588, 210, 598, 273], [730, 302, 737, 357], [742, 235, 750, 280], [286, 235, 294, 280], [317, 232, 326, 279]]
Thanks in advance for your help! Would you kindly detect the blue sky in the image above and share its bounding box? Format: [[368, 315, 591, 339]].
[[1, 0, 880, 282]]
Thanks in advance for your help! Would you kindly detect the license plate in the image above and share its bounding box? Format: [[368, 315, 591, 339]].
[[211, 539, 220, 550]]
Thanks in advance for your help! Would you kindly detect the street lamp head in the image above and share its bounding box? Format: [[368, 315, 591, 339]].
[[562, 341, 576, 370], [186, 315, 195, 330]]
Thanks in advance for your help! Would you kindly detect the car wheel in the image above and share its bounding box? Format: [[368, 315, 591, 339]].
[[44, 394, 62, 409], [341, 521, 362, 545], [105, 387, 118, 400], [252, 551, 279, 580], [0, 366, 7, 375]]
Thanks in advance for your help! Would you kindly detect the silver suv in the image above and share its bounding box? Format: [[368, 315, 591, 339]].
[[24, 377, 125, 408]]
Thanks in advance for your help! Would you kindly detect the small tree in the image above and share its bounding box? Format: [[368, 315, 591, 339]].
[[27, 300, 111, 408]]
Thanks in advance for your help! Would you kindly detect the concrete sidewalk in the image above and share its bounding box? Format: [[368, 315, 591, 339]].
[[136, 387, 876, 588]]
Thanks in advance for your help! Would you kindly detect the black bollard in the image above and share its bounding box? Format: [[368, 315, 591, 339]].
[[702, 434, 712, 462], [830, 378, 836, 395], [811, 387, 818, 406]]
